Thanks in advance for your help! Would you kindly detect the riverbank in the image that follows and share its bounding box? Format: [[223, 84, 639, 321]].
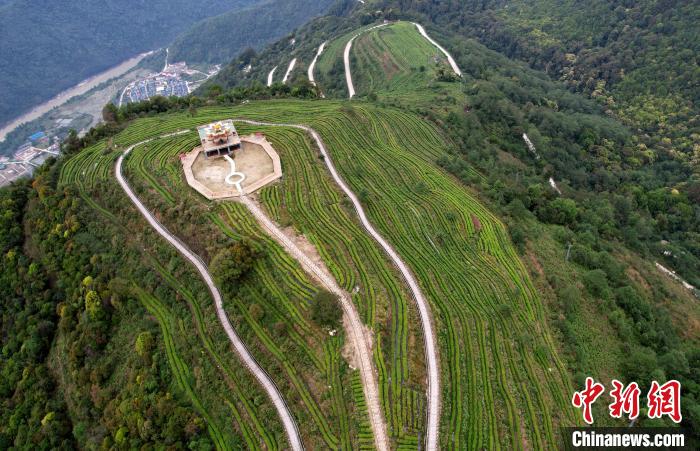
[[0, 51, 154, 143]]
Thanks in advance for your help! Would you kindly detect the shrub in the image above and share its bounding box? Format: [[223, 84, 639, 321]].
[[135, 331, 154, 357], [582, 269, 611, 300], [310, 290, 342, 330], [211, 239, 262, 289]]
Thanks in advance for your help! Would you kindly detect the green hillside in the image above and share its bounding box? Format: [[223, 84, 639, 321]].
[[204, 15, 700, 439], [168, 0, 334, 64], [57, 98, 576, 447], [2, 1, 699, 448]]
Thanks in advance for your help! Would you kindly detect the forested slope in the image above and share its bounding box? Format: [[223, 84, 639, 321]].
[[0, 0, 257, 126], [168, 0, 334, 64]]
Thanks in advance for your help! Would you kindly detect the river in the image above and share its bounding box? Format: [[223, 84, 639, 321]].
[[0, 51, 154, 142]]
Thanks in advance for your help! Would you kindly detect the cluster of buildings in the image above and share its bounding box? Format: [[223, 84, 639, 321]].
[[0, 132, 60, 187], [119, 72, 189, 105], [119, 62, 218, 106]]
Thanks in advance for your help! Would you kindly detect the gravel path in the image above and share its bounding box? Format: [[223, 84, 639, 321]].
[[267, 66, 278, 87], [412, 22, 462, 77], [115, 131, 303, 451], [343, 36, 359, 99], [344, 23, 389, 99], [307, 42, 327, 85], [236, 119, 441, 450], [240, 195, 389, 451], [283, 58, 297, 84]]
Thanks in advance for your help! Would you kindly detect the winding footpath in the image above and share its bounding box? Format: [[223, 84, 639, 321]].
[[343, 36, 359, 99], [282, 58, 297, 85], [115, 131, 304, 451], [236, 120, 441, 450], [307, 42, 327, 85], [282, 58, 297, 84], [412, 22, 462, 77], [344, 23, 389, 98], [267, 66, 278, 87], [240, 195, 389, 451]]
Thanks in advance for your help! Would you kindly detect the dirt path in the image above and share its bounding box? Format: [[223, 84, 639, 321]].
[[283, 58, 297, 84], [344, 23, 389, 99], [236, 119, 441, 450], [115, 131, 303, 451], [240, 195, 389, 451], [307, 42, 327, 85], [344, 36, 359, 98], [412, 22, 462, 77], [267, 66, 278, 87]]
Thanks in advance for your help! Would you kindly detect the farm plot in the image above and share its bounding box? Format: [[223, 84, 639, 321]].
[[350, 22, 445, 96], [245, 123, 428, 447], [308, 104, 577, 449], [61, 110, 370, 449], [313, 23, 395, 99]]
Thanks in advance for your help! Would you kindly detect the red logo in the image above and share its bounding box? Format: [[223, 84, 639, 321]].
[[647, 380, 682, 423], [609, 380, 641, 420], [572, 377, 605, 424], [573, 378, 683, 424]]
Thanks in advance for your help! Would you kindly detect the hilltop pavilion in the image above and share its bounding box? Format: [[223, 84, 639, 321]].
[[197, 120, 241, 158]]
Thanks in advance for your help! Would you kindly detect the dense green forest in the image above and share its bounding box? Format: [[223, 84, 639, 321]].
[[0, 0, 258, 126], [0, 167, 215, 447], [169, 0, 334, 64], [376, 0, 700, 160]]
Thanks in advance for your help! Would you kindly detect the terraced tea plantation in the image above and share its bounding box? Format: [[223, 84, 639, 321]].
[[60, 96, 576, 448], [349, 22, 445, 96]]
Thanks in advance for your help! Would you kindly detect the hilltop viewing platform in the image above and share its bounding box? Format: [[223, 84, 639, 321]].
[[182, 123, 281, 199]]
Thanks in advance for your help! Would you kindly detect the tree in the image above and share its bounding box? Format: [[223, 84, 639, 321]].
[[102, 103, 119, 124], [538, 198, 579, 226], [135, 331, 154, 358], [211, 239, 262, 289], [310, 290, 342, 329], [582, 269, 611, 300], [508, 224, 527, 254], [84, 290, 102, 319]]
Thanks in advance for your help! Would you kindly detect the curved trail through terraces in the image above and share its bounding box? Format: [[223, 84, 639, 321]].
[[236, 119, 441, 450], [412, 22, 462, 77], [344, 23, 389, 98], [239, 195, 389, 451], [115, 130, 303, 451]]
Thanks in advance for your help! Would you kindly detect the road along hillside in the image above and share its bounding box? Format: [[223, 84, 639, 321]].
[[239, 195, 389, 451], [235, 119, 441, 451], [115, 131, 303, 451], [343, 23, 389, 98]]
